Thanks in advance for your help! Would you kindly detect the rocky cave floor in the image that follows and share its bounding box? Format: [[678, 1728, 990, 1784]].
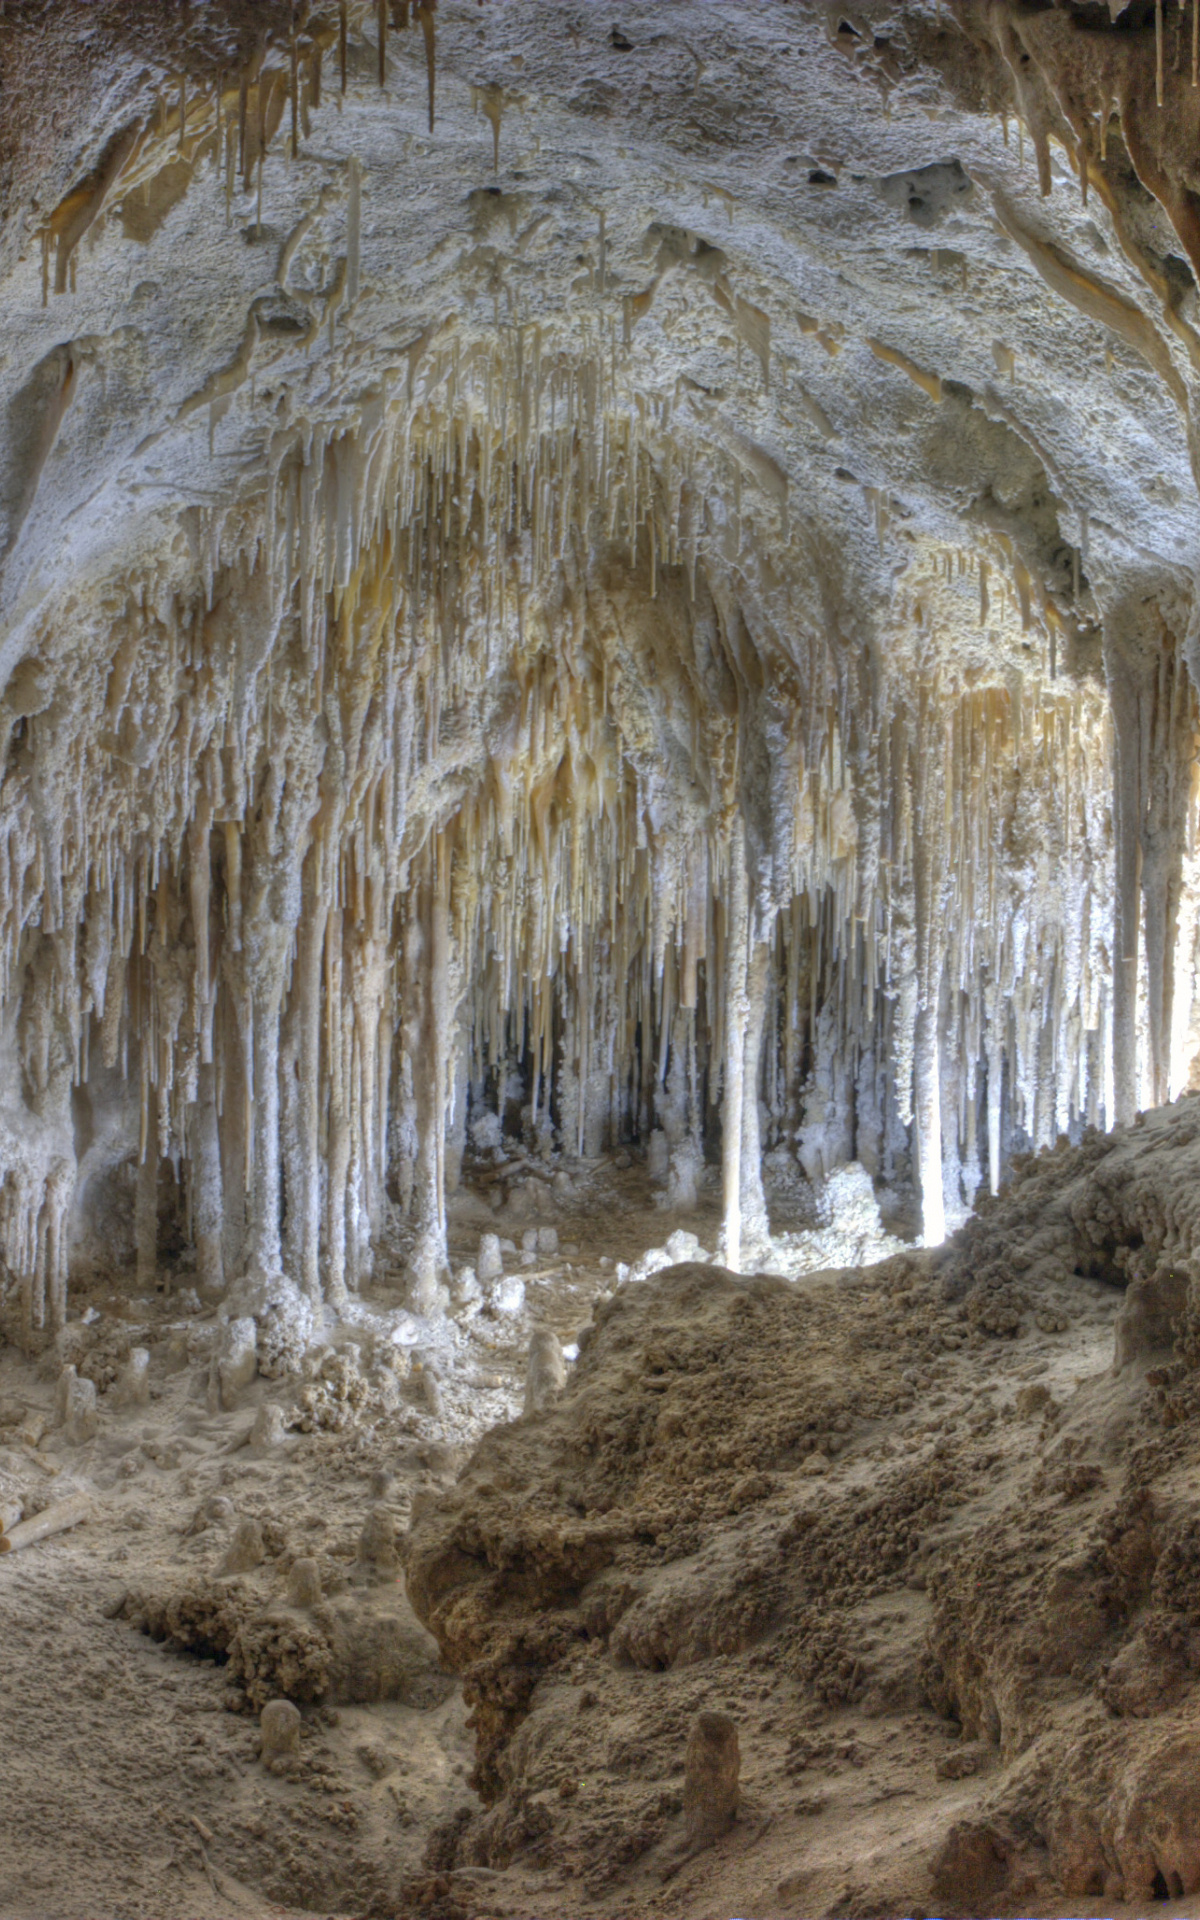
[[6, 1116, 1200, 1919]]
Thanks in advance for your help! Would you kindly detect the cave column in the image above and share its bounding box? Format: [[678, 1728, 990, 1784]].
[[28, 1209, 47, 1345], [44, 1159, 72, 1336], [912, 993, 945, 1247], [191, 1061, 224, 1294], [432, 835, 449, 1241], [1141, 636, 1192, 1106], [347, 923, 389, 1282], [324, 907, 352, 1309], [244, 936, 292, 1282], [218, 984, 249, 1284], [234, 720, 324, 1289], [720, 815, 750, 1274], [911, 699, 947, 1246], [986, 1022, 1004, 1198], [187, 793, 223, 1292], [293, 864, 327, 1302], [135, 1081, 159, 1293], [739, 928, 774, 1250], [1109, 664, 1143, 1130], [407, 830, 451, 1311], [1102, 588, 1192, 1124], [282, 829, 331, 1305]]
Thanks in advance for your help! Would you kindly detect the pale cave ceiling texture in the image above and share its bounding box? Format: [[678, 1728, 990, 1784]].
[[1, 0, 1200, 1333]]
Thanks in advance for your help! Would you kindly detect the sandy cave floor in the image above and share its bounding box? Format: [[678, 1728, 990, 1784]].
[[3, 1147, 1200, 1920], [0, 1155, 752, 1920]]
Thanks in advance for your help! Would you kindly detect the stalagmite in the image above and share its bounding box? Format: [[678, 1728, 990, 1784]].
[[357, 1504, 400, 1582], [220, 1516, 266, 1575], [683, 1713, 740, 1848], [288, 1557, 323, 1606], [191, 1064, 224, 1296], [216, 1319, 258, 1409], [259, 1699, 301, 1769], [524, 1327, 567, 1415], [54, 1365, 98, 1444], [114, 1349, 151, 1409]]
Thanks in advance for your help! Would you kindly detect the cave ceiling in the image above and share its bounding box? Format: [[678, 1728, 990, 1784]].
[[4, 0, 1197, 655]]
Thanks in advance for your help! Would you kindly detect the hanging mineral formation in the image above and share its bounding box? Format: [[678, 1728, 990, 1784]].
[[2, 0, 1199, 1350]]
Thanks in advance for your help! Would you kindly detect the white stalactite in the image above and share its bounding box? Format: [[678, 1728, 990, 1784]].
[[0, 320, 1192, 1342]]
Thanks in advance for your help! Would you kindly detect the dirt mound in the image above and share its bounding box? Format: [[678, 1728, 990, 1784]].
[[938, 1105, 1200, 1373], [124, 1577, 450, 1714], [408, 1260, 942, 1789], [406, 1097, 1200, 1916]]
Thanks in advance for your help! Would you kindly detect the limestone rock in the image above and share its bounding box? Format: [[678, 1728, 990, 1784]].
[[1113, 1262, 1188, 1373]]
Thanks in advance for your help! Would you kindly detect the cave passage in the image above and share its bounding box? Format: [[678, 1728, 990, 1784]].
[[6, 3, 1200, 1914]]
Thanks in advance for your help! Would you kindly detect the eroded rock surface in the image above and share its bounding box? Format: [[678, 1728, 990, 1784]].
[[408, 1096, 1200, 1917]]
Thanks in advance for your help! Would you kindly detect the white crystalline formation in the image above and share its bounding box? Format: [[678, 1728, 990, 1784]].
[[1, 0, 1199, 1338]]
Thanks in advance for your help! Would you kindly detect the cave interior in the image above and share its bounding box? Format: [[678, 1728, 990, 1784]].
[[5, 3, 1200, 1916]]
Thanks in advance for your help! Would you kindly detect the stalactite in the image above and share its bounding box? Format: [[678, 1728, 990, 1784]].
[[0, 297, 1182, 1343]]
